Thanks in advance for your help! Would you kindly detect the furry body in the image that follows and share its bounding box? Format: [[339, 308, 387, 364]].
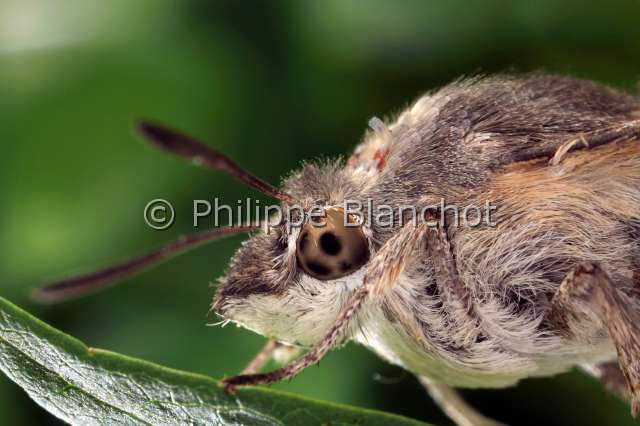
[[215, 74, 640, 389]]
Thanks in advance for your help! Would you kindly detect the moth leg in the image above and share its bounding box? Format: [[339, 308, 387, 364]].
[[242, 340, 279, 375], [223, 221, 428, 389], [423, 223, 482, 347], [241, 340, 301, 375], [581, 361, 630, 402], [514, 119, 640, 163], [417, 377, 505, 426], [271, 343, 301, 366], [550, 119, 640, 165], [547, 262, 640, 417], [223, 286, 369, 392], [549, 134, 589, 165]]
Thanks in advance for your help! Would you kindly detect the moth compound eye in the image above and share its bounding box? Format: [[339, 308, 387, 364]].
[[296, 208, 369, 280]]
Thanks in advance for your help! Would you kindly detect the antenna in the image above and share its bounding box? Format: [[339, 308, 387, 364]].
[[138, 121, 294, 204], [34, 224, 258, 303]]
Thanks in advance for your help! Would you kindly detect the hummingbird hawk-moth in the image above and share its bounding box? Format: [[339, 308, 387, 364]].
[[36, 73, 640, 425]]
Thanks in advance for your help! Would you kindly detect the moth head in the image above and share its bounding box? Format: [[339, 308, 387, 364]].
[[213, 159, 372, 346], [213, 205, 370, 346], [33, 124, 371, 346]]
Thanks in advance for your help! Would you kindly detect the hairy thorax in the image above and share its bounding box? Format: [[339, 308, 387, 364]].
[[354, 140, 640, 388]]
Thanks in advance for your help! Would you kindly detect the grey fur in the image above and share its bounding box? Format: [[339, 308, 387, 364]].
[[214, 73, 640, 417]]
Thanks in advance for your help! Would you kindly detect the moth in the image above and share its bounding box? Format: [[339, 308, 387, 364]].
[[36, 73, 640, 425]]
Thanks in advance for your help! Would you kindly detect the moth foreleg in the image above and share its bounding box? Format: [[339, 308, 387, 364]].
[[417, 377, 505, 426], [223, 222, 427, 389], [547, 262, 640, 417]]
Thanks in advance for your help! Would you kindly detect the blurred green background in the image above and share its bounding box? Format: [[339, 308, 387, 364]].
[[1, 1, 639, 424]]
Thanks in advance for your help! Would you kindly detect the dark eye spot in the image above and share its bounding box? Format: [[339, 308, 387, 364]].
[[306, 261, 331, 276], [339, 261, 352, 272], [320, 232, 341, 255]]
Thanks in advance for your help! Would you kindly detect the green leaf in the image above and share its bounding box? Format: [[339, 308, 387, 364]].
[[0, 297, 429, 426]]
